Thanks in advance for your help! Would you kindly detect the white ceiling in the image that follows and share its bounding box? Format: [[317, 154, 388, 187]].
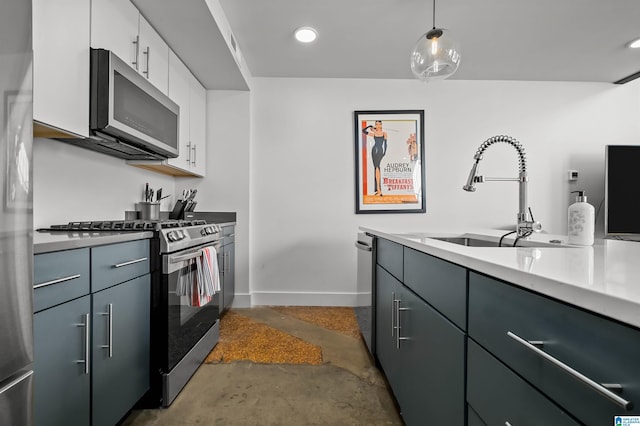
[[135, 0, 640, 87]]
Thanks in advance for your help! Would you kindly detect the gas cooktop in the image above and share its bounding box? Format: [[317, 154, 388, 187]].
[[40, 219, 207, 232]]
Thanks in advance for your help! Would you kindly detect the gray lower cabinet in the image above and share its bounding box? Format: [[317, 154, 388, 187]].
[[220, 225, 235, 313], [375, 236, 640, 425], [468, 271, 640, 425], [33, 240, 151, 426], [375, 240, 465, 425], [34, 295, 91, 426], [92, 275, 150, 426]]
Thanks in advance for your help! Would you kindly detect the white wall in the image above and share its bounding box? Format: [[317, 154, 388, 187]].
[[249, 77, 640, 306], [33, 138, 176, 228]]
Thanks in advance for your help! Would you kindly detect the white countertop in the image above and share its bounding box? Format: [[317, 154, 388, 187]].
[[360, 227, 640, 330]]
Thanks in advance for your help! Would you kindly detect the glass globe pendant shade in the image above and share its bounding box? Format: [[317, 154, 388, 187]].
[[410, 28, 461, 81]]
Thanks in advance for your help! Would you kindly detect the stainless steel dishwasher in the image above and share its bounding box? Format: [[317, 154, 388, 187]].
[[354, 232, 374, 355]]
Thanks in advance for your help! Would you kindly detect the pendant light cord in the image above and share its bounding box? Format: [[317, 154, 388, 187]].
[[432, 0, 436, 29]]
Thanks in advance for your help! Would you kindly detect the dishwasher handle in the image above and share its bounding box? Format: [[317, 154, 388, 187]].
[[355, 241, 372, 251]]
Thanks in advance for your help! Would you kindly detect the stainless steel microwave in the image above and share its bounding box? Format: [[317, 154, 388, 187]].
[[59, 48, 180, 160]]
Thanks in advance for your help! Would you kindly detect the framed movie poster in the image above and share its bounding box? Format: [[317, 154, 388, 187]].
[[354, 110, 425, 214]]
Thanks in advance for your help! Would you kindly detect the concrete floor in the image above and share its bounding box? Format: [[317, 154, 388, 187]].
[[121, 307, 403, 425]]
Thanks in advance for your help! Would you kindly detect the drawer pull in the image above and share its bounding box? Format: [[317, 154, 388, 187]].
[[34, 274, 81, 289], [505, 422, 512, 426], [113, 257, 148, 268], [507, 331, 633, 410]]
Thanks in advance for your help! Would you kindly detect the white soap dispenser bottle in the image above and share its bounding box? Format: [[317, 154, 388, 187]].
[[568, 190, 595, 245]]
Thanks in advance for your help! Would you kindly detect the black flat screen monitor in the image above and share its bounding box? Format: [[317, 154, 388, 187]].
[[605, 145, 640, 237]]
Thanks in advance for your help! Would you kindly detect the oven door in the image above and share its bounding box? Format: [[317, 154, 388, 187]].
[[161, 241, 221, 372]]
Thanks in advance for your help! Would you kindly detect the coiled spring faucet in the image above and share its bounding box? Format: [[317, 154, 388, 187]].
[[463, 135, 542, 238]]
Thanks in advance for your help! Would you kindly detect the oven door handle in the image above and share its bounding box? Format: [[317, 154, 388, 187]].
[[168, 243, 221, 264], [170, 250, 204, 263]]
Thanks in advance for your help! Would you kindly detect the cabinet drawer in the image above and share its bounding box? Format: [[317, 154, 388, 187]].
[[469, 272, 640, 425], [376, 238, 403, 281], [467, 339, 578, 426], [91, 240, 150, 292], [403, 247, 466, 330], [34, 248, 90, 312]]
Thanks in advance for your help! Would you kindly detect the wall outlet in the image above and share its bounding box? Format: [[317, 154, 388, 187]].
[[568, 170, 579, 181]]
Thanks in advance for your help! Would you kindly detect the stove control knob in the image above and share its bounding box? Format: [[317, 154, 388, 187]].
[[201, 227, 208, 236], [176, 230, 185, 240], [167, 231, 177, 241], [205, 226, 214, 235]]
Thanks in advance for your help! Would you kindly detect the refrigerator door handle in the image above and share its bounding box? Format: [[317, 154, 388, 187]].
[[0, 370, 33, 396]]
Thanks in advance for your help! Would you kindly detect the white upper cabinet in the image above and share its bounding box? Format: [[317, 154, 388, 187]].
[[91, 0, 169, 94], [138, 15, 169, 94], [33, 0, 90, 138], [189, 74, 207, 177], [91, 0, 139, 67], [163, 51, 206, 177], [167, 51, 192, 173]]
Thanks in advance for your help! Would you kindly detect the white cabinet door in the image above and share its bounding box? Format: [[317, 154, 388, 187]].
[[138, 14, 169, 95], [91, 0, 139, 69], [189, 74, 207, 177], [33, 0, 90, 137], [167, 51, 192, 173]]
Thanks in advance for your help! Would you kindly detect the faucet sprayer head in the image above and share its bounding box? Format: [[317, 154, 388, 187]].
[[463, 160, 480, 192]]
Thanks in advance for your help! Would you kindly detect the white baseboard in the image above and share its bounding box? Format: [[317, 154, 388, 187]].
[[248, 291, 371, 307]]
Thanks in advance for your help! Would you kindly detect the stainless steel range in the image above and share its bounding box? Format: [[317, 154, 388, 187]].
[[41, 219, 224, 407]]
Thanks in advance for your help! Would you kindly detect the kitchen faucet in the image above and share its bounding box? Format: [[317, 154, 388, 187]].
[[463, 135, 542, 238]]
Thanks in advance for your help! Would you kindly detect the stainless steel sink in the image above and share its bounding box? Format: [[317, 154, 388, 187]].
[[428, 235, 567, 248], [397, 232, 570, 248], [430, 236, 501, 247]]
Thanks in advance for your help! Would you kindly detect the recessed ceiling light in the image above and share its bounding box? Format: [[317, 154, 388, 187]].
[[294, 27, 318, 43], [628, 38, 640, 48]]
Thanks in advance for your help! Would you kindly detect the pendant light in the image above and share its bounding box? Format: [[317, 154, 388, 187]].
[[410, 0, 461, 82]]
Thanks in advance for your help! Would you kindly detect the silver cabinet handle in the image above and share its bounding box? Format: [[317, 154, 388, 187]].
[[0, 370, 33, 396], [132, 35, 140, 70], [505, 422, 512, 426], [191, 144, 197, 166], [76, 313, 90, 374], [507, 331, 632, 410], [391, 292, 397, 337], [396, 301, 410, 349], [113, 257, 147, 268], [186, 141, 191, 164], [354, 241, 372, 251], [142, 46, 150, 77], [34, 274, 81, 289], [100, 304, 113, 358], [224, 252, 230, 274]]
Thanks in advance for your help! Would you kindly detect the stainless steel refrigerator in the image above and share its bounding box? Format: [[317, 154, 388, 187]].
[[0, 0, 34, 424]]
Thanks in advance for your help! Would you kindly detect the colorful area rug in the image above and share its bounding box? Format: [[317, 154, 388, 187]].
[[204, 307, 359, 365], [270, 306, 360, 339]]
